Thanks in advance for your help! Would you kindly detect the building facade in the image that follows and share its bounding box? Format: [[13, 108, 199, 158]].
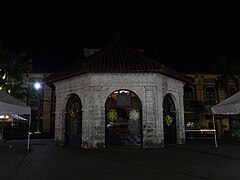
[[23, 73, 54, 138], [184, 73, 240, 140], [46, 38, 192, 148]]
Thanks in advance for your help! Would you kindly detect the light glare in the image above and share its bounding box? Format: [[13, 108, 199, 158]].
[[34, 82, 41, 90]]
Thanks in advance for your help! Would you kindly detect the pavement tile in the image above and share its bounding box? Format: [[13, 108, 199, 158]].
[[0, 139, 240, 179]]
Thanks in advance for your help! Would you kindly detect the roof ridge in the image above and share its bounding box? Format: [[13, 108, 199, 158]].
[[45, 39, 193, 83]]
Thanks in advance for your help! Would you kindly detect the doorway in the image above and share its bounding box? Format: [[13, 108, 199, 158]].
[[105, 90, 142, 148], [163, 94, 177, 145], [65, 94, 82, 146]]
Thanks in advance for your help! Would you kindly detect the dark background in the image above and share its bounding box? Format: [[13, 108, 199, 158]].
[[0, 1, 240, 73]]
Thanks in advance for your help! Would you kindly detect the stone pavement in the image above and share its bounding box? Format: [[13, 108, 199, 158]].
[[0, 139, 240, 180]]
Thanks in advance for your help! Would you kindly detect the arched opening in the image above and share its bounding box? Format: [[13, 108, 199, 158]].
[[163, 94, 177, 145], [184, 85, 195, 100], [228, 86, 237, 97], [205, 86, 217, 105], [105, 89, 142, 148], [65, 94, 82, 146]]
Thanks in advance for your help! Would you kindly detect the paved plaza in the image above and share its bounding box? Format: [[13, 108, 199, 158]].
[[0, 139, 240, 180]]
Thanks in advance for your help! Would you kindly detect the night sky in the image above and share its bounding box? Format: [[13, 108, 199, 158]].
[[1, 1, 240, 73]]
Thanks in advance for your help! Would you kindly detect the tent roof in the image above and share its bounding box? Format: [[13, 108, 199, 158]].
[[211, 91, 240, 115], [0, 90, 31, 115], [11, 114, 28, 121]]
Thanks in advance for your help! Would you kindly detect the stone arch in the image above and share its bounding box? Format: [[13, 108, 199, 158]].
[[205, 86, 217, 105], [105, 89, 142, 148], [184, 85, 195, 100], [65, 93, 82, 146], [163, 93, 177, 145]]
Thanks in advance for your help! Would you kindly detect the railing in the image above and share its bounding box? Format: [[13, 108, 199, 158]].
[[185, 129, 216, 139]]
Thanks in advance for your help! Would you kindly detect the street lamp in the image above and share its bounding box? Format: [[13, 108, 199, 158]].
[[34, 82, 41, 90], [27, 82, 42, 150], [34, 82, 42, 133]]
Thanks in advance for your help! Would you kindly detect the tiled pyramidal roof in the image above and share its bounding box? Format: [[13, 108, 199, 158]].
[[45, 38, 192, 83]]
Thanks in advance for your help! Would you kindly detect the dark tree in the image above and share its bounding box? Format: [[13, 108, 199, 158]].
[[214, 56, 240, 97], [0, 45, 32, 99]]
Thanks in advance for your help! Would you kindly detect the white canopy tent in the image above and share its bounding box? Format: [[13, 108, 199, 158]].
[[211, 91, 240, 147], [0, 90, 31, 115], [211, 91, 240, 115], [0, 90, 31, 149]]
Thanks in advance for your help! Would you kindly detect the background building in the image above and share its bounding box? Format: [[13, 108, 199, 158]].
[[184, 73, 240, 140], [24, 73, 54, 138]]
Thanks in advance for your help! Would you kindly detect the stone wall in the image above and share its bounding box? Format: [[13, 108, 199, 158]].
[[54, 73, 185, 148]]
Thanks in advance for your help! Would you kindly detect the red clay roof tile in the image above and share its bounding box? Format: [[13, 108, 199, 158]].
[[45, 38, 193, 83]]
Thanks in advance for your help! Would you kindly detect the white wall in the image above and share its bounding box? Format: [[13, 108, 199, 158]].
[[54, 73, 185, 148]]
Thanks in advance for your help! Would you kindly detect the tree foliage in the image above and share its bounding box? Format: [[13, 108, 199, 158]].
[[214, 56, 240, 97], [0, 45, 32, 99]]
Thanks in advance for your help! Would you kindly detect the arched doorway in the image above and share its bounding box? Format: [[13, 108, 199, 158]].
[[163, 94, 177, 145], [65, 94, 82, 146], [105, 90, 142, 148]]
